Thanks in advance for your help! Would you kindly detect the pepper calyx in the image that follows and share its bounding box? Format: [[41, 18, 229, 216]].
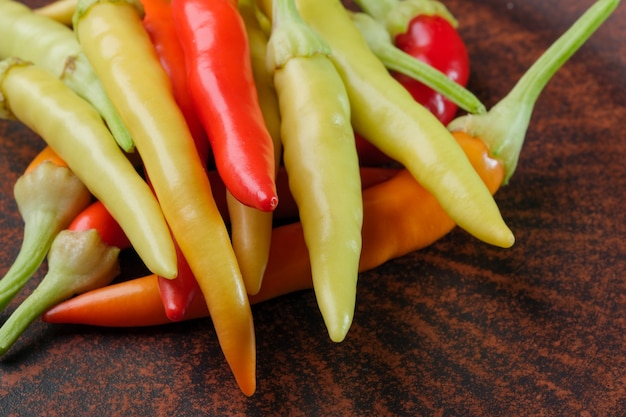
[[0, 58, 31, 120], [73, 0, 145, 34], [265, 0, 331, 71]]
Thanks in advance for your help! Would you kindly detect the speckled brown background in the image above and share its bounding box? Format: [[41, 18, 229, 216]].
[[2, 0, 626, 416]]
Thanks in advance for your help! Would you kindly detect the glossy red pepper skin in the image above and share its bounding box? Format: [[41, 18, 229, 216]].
[[142, 0, 210, 164], [68, 201, 131, 250], [171, 0, 278, 211], [392, 14, 470, 125], [157, 242, 200, 322]]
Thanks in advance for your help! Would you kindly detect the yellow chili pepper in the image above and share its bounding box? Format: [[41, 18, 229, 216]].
[[73, 0, 255, 395], [257, 0, 514, 249], [227, 0, 283, 296], [0, 0, 134, 151], [266, 0, 363, 342], [0, 57, 177, 280], [34, 0, 78, 25]]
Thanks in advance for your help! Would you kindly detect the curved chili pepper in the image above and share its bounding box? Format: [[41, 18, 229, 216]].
[[141, 0, 210, 163], [0, 57, 178, 280], [256, 0, 514, 250], [0, 146, 91, 311], [171, 0, 278, 212], [267, 0, 363, 342], [0, 0, 134, 151], [140, 0, 205, 319], [42, 131, 503, 328], [74, 0, 255, 395]]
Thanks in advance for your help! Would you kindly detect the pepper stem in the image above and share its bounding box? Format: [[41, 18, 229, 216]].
[[0, 211, 58, 311], [448, 0, 620, 184], [0, 229, 120, 355], [354, 0, 458, 37], [265, 0, 331, 71], [350, 11, 486, 115]]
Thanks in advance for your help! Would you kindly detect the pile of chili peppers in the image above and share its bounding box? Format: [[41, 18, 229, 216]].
[[0, 0, 618, 396]]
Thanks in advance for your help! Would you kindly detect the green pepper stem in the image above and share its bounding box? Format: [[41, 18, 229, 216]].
[[0, 211, 58, 311], [266, 0, 331, 70], [0, 229, 120, 355], [352, 0, 395, 20], [353, 0, 458, 36], [448, 0, 620, 184], [350, 12, 486, 115]]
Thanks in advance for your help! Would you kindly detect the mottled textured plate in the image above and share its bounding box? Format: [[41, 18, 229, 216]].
[[1, 0, 625, 415]]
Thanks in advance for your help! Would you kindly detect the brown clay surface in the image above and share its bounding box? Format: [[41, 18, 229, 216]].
[[1, 0, 626, 416]]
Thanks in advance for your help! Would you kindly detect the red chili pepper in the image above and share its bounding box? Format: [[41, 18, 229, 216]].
[[141, 0, 210, 164], [41, 132, 504, 328], [156, 241, 200, 322], [392, 14, 470, 125], [171, 0, 278, 211], [68, 200, 131, 250]]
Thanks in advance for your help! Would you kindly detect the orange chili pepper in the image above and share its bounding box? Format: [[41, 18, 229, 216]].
[[43, 132, 503, 327]]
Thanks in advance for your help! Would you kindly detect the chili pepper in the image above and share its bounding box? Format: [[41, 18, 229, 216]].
[[223, 0, 284, 296], [349, 10, 483, 123], [0, 148, 91, 311], [34, 0, 77, 26], [42, 131, 504, 328], [42, 0, 616, 349], [266, 0, 364, 342], [354, 0, 469, 124], [352, 0, 458, 38], [0, 228, 120, 355], [140, 0, 208, 318], [73, 0, 255, 395], [256, 0, 514, 250], [141, 0, 210, 163], [0, 0, 134, 151], [211, 166, 401, 224], [69, 200, 132, 250], [448, 0, 619, 184], [171, 0, 278, 213], [24, 146, 67, 173], [0, 57, 178, 280]]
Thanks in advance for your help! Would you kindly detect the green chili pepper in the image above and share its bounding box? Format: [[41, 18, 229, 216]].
[[266, 0, 363, 342], [448, 0, 620, 184], [0, 0, 134, 152], [257, 0, 514, 249], [0, 57, 178, 279]]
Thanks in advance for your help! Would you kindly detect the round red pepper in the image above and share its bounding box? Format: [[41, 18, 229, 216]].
[[392, 14, 470, 125]]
